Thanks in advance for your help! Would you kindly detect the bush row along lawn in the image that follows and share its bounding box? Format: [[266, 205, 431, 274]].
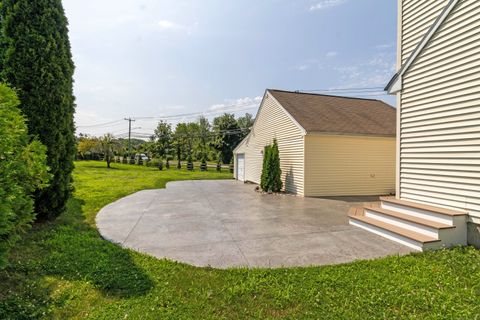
[[1, 161, 480, 319]]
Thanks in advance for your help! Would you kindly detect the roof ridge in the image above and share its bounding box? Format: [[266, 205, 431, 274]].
[[267, 88, 382, 102]]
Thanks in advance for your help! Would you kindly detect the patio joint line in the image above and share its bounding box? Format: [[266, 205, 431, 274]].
[[144, 228, 350, 251], [198, 182, 251, 267], [122, 193, 158, 245]]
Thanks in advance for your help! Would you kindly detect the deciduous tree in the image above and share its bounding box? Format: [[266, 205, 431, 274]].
[[154, 121, 172, 159], [237, 113, 255, 140], [212, 113, 241, 164], [77, 136, 100, 159], [100, 134, 119, 168]]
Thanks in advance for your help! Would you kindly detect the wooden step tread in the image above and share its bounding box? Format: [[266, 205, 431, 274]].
[[349, 214, 441, 244], [348, 207, 365, 217], [365, 207, 455, 230], [380, 197, 467, 217]]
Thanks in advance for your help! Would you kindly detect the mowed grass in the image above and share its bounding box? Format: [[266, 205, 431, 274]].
[[1, 161, 480, 319]]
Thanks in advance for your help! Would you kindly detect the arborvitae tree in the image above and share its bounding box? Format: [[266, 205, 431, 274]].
[[0, 0, 76, 219], [0, 84, 50, 268], [269, 140, 283, 192], [260, 140, 283, 193], [260, 145, 271, 192]]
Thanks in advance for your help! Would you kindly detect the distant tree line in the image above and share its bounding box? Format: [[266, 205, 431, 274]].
[[77, 113, 255, 166]]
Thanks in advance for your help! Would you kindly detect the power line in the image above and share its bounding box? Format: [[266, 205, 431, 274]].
[[124, 118, 136, 157], [76, 119, 124, 129], [298, 86, 385, 92], [134, 102, 259, 121], [76, 86, 390, 134], [114, 127, 251, 139], [76, 101, 259, 132]]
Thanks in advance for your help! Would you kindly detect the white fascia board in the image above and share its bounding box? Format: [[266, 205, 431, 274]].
[[266, 90, 307, 136], [385, 0, 460, 94], [233, 90, 268, 154], [233, 133, 250, 153], [306, 131, 396, 139], [388, 75, 403, 94]]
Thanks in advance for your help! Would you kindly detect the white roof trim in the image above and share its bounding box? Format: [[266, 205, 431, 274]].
[[233, 90, 307, 154], [266, 90, 307, 136], [233, 90, 269, 154], [233, 132, 250, 153], [386, 0, 460, 94]]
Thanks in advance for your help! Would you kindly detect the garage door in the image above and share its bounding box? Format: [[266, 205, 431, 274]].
[[236, 154, 245, 182]]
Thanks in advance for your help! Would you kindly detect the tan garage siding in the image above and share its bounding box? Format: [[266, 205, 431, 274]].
[[304, 135, 396, 197], [400, 0, 480, 219], [242, 93, 305, 195], [401, 0, 449, 64]]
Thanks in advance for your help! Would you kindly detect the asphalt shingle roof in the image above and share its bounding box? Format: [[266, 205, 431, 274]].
[[268, 89, 396, 137]]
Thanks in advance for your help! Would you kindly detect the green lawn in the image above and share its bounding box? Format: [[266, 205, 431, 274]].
[[1, 161, 479, 319]]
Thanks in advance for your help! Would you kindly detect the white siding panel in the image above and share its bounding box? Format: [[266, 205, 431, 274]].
[[401, 0, 449, 64], [239, 93, 305, 195], [400, 0, 480, 219]]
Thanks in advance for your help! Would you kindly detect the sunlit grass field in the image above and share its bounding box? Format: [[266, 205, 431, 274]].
[[1, 161, 479, 319]]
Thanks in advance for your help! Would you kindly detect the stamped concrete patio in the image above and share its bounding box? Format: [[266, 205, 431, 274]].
[[96, 180, 412, 268]]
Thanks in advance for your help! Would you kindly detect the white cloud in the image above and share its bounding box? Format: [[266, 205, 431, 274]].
[[156, 19, 199, 35], [375, 43, 394, 49], [367, 54, 395, 69], [158, 20, 179, 30], [158, 20, 175, 29], [333, 50, 396, 89], [326, 51, 338, 58], [156, 105, 186, 113], [310, 0, 346, 11], [290, 64, 309, 72], [75, 111, 125, 137], [209, 96, 263, 112]]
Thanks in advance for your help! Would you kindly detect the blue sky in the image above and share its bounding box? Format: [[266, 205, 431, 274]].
[[64, 0, 398, 137]]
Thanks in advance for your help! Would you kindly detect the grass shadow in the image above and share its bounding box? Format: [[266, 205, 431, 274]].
[[0, 197, 154, 318], [40, 197, 154, 298], [78, 161, 129, 170]]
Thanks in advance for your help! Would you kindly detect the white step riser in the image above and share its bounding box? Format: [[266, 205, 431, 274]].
[[381, 202, 453, 226], [364, 210, 439, 239], [438, 216, 468, 247], [349, 219, 435, 251]]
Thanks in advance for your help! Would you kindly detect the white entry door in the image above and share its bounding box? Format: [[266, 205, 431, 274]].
[[236, 154, 245, 182]]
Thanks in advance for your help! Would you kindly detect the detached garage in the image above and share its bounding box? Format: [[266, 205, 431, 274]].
[[233, 89, 397, 197]]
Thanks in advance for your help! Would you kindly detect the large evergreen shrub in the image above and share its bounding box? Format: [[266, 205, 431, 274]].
[[0, 0, 76, 219], [260, 139, 283, 192], [0, 84, 50, 268]]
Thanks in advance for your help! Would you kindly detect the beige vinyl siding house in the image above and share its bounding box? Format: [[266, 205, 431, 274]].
[[351, 0, 480, 250], [234, 89, 397, 197], [233, 92, 305, 195], [401, 0, 449, 64], [305, 135, 396, 196], [390, 0, 480, 224]]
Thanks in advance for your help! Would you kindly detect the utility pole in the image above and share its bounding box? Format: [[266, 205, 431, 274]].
[[124, 118, 135, 158]]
